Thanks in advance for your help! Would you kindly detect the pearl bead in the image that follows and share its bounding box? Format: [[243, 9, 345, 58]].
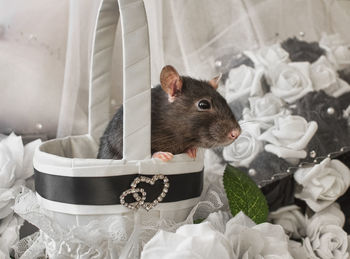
[[299, 31, 305, 37], [36, 123, 43, 130], [215, 60, 222, 68], [248, 169, 256, 176], [309, 150, 316, 158], [327, 107, 335, 115]]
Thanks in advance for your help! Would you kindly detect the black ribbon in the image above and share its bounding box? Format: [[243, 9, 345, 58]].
[[35, 168, 203, 205]]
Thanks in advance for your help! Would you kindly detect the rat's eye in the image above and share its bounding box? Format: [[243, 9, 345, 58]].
[[197, 99, 211, 111]]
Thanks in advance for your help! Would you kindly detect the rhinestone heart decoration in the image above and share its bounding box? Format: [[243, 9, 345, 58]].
[[119, 174, 169, 211]]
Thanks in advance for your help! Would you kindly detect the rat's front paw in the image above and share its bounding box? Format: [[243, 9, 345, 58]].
[[186, 147, 197, 159], [152, 152, 174, 162]]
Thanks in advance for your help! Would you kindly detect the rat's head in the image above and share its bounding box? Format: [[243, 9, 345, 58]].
[[160, 65, 241, 149]]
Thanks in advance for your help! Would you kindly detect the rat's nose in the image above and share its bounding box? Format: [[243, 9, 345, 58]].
[[228, 128, 241, 140]]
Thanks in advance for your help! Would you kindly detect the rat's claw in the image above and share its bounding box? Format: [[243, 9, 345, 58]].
[[186, 147, 197, 159], [152, 152, 174, 162]]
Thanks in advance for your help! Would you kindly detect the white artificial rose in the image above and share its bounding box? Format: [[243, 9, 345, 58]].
[[223, 121, 263, 167], [294, 158, 350, 212], [225, 65, 264, 103], [225, 212, 293, 258], [0, 133, 41, 219], [311, 56, 350, 97], [258, 115, 318, 164], [242, 93, 291, 130], [269, 205, 306, 239], [308, 203, 345, 229], [269, 62, 313, 103], [288, 240, 316, 259], [303, 225, 348, 259], [244, 43, 290, 68], [141, 222, 233, 259], [320, 33, 350, 70]]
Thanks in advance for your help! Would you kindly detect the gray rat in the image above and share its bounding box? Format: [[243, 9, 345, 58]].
[[97, 65, 241, 161]]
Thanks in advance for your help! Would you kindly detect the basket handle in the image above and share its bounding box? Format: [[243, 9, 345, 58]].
[[88, 0, 151, 160]]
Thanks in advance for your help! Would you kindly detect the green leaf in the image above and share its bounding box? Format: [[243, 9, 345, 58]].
[[193, 218, 204, 224], [223, 164, 269, 224]]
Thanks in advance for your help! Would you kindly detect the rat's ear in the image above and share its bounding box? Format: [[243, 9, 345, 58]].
[[209, 73, 222, 90], [160, 65, 183, 101]]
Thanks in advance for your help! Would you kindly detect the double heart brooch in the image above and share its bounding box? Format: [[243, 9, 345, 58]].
[[119, 174, 169, 211]]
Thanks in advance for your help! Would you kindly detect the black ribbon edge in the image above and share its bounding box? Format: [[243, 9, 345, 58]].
[[34, 168, 203, 206]]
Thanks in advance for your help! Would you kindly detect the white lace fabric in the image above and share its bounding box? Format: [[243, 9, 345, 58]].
[[13, 171, 227, 259]]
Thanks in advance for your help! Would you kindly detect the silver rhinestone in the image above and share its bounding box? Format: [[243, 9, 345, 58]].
[[299, 31, 305, 37], [159, 175, 164, 179], [153, 200, 158, 205], [164, 178, 169, 183], [309, 150, 316, 158], [36, 123, 43, 130], [271, 176, 275, 180], [327, 107, 335, 115], [313, 159, 318, 163], [248, 169, 256, 176], [164, 183, 169, 188], [161, 192, 166, 198], [136, 179, 140, 184], [164, 189, 168, 193], [145, 179, 150, 183], [215, 60, 222, 68], [157, 197, 163, 202], [142, 192, 146, 196], [286, 169, 291, 173]]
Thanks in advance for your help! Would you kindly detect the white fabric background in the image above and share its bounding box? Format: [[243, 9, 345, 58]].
[[0, 0, 350, 138]]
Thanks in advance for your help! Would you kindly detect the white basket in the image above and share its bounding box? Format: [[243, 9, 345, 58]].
[[33, 0, 204, 220]]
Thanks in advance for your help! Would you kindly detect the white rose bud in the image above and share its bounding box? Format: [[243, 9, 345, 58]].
[[269, 205, 306, 239], [223, 121, 263, 167], [320, 33, 350, 70], [141, 222, 233, 259], [269, 62, 313, 103], [303, 225, 348, 259], [311, 56, 350, 97], [244, 43, 290, 69], [259, 115, 318, 165], [294, 158, 350, 212], [225, 212, 293, 258], [242, 93, 291, 130], [225, 65, 264, 103]]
